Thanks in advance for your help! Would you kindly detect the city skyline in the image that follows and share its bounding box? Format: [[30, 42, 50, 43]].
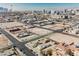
[[1, 3, 79, 11]]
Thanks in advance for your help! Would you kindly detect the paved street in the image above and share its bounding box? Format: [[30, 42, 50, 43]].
[[0, 28, 35, 56], [34, 25, 64, 32]]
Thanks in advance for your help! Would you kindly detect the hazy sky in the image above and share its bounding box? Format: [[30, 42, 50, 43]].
[[0, 3, 79, 11]]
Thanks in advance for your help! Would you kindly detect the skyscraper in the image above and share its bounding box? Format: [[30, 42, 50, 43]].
[[0, 7, 8, 12]]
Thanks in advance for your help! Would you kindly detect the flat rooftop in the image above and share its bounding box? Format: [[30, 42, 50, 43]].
[[48, 33, 79, 44], [0, 47, 24, 56], [42, 23, 69, 30], [5, 26, 40, 42], [0, 22, 24, 29], [28, 27, 52, 35], [25, 32, 79, 56]]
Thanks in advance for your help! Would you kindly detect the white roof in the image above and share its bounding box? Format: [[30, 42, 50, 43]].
[[0, 22, 24, 28]]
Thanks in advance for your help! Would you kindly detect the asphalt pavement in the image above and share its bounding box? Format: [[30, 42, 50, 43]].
[[0, 28, 35, 56]]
